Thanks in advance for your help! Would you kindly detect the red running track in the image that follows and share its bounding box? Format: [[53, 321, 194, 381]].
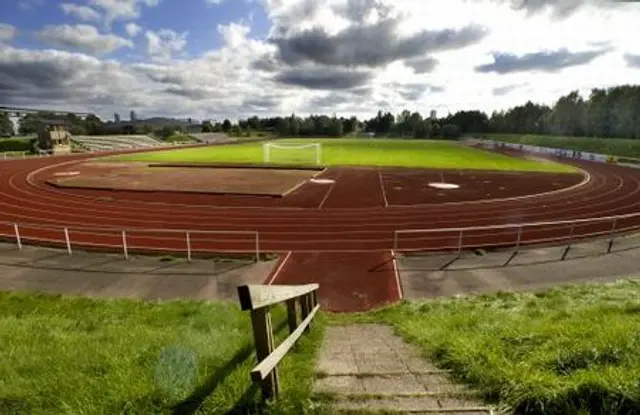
[[1, 151, 640, 311]]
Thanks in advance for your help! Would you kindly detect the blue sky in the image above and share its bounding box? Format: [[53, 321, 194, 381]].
[[0, 0, 270, 60], [0, 0, 639, 121]]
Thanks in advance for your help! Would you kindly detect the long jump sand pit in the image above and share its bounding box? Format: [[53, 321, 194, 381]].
[[46, 162, 319, 197]]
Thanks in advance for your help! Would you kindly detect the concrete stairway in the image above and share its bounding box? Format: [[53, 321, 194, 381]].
[[313, 324, 497, 414]]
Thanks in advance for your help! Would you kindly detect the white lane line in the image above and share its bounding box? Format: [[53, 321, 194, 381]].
[[318, 170, 343, 209], [378, 171, 389, 208]]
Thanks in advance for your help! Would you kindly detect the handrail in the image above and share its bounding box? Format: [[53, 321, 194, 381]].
[[237, 283, 320, 400]]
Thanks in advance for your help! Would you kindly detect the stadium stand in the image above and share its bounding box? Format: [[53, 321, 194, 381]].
[[188, 133, 232, 143], [72, 135, 167, 152]]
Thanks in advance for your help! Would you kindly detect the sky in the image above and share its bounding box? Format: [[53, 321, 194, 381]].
[[1, 0, 640, 122]]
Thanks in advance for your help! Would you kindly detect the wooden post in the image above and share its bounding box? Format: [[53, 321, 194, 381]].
[[561, 222, 575, 261], [300, 294, 311, 332], [286, 298, 298, 334], [250, 307, 279, 400]]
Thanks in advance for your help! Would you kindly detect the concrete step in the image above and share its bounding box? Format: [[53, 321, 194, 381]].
[[332, 395, 495, 413]]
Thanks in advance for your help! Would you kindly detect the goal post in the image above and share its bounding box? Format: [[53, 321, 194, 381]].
[[262, 142, 322, 165]]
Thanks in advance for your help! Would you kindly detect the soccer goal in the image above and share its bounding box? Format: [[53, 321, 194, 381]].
[[262, 142, 322, 165]]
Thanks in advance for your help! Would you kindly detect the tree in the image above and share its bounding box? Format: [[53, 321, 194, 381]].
[[440, 124, 461, 140], [0, 113, 14, 136], [222, 119, 232, 133], [202, 121, 214, 132]]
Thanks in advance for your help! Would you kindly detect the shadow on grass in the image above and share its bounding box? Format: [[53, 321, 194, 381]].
[[172, 319, 288, 415]]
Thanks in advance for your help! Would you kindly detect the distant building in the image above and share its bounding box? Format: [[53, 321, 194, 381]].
[[130, 110, 137, 122], [430, 110, 437, 120], [37, 120, 72, 155], [114, 113, 121, 123]]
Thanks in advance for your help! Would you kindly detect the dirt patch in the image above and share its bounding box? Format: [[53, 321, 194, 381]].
[[382, 169, 585, 205], [46, 161, 318, 197]]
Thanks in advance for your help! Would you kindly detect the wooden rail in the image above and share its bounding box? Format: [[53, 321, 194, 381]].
[[237, 283, 320, 400]]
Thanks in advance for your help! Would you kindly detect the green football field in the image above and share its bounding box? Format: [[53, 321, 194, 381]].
[[107, 138, 578, 173]]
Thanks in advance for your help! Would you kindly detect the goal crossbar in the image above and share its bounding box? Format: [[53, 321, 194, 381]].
[[263, 142, 322, 165]]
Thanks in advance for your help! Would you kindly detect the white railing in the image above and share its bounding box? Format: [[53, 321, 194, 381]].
[[394, 211, 640, 257], [2, 221, 261, 261]]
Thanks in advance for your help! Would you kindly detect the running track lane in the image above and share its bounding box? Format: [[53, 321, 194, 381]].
[[2, 154, 640, 310], [267, 167, 400, 312]]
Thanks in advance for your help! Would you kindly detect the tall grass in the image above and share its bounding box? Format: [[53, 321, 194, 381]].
[[364, 280, 640, 414], [488, 134, 640, 159]]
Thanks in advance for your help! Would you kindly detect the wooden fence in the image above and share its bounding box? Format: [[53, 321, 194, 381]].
[[237, 283, 320, 400]]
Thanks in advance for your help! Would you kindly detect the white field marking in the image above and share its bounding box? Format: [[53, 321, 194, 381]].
[[428, 182, 460, 189], [387, 170, 592, 208], [318, 170, 343, 209], [310, 178, 335, 184], [26, 159, 593, 212], [266, 251, 292, 285], [391, 250, 403, 299], [378, 171, 389, 208]]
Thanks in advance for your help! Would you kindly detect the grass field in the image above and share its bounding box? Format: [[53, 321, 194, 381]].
[[108, 138, 578, 173], [488, 134, 640, 159], [0, 292, 325, 415], [3, 280, 640, 414]]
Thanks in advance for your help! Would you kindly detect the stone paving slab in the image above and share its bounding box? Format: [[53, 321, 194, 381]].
[[314, 324, 493, 414]]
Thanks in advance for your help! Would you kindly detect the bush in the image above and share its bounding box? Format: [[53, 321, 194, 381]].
[[440, 124, 462, 140], [0, 138, 33, 153]]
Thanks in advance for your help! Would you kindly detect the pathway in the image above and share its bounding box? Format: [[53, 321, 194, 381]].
[[314, 324, 496, 414]]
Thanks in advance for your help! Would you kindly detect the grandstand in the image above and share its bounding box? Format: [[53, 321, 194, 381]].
[[189, 133, 232, 143], [72, 135, 166, 152]]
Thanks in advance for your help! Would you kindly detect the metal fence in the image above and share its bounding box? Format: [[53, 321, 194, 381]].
[[394, 211, 640, 265], [2, 221, 261, 261]]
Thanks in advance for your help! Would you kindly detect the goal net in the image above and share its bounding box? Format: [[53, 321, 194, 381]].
[[262, 142, 322, 165]]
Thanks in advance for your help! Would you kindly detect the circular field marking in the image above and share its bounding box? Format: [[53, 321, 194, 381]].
[[428, 182, 460, 190], [53, 171, 80, 177], [310, 178, 335, 184]]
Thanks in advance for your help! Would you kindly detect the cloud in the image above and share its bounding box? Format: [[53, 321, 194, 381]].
[[475, 48, 610, 74], [0, 24, 17, 42], [274, 67, 374, 90], [35, 24, 134, 54], [624, 54, 640, 69], [205, 0, 225, 4], [271, 22, 488, 68], [404, 56, 438, 74], [145, 29, 188, 61], [487, 0, 619, 18], [125, 22, 142, 37], [492, 83, 526, 96], [89, 0, 161, 23], [217, 22, 251, 48], [60, 3, 102, 22]]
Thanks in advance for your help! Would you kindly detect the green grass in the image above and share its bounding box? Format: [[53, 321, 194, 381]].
[[488, 134, 640, 160], [5, 280, 639, 414], [107, 138, 577, 173], [0, 292, 326, 415], [335, 279, 640, 415]]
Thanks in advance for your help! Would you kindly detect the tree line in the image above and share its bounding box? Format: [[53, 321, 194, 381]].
[[2, 84, 639, 140]]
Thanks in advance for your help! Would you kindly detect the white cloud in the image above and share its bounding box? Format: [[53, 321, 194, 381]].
[[217, 22, 251, 48], [89, 0, 161, 23], [205, 0, 224, 4], [125, 22, 142, 37], [17, 0, 44, 11], [145, 29, 188, 61], [60, 3, 102, 22], [0, 23, 17, 42], [36, 24, 134, 54]]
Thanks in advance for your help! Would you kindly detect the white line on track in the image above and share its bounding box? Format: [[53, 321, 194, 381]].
[[378, 171, 389, 208], [266, 251, 292, 285], [318, 169, 343, 209]]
